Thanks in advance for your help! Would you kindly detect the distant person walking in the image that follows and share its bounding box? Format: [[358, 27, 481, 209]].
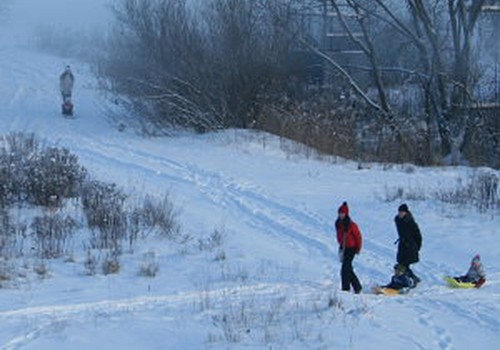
[[394, 204, 422, 283], [59, 65, 74, 116], [59, 65, 74, 101], [335, 202, 363, 294]]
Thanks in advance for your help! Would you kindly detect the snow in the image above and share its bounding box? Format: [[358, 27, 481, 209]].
[[0, 5, 499, 350]]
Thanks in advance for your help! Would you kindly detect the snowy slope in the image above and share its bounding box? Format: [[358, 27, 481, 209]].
[[0, 44, 499, 349]]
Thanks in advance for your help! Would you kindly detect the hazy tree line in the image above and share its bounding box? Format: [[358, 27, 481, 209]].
[[96, 0, 500, 167], [97, 0, 296, 132]]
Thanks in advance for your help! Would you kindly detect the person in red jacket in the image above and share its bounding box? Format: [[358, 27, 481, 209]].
[[336, 202, 363, 294]]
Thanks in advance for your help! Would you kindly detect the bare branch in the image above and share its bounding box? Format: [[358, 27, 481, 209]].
[[297, 36, 383, 111]]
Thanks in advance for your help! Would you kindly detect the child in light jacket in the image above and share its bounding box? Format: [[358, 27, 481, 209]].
[[453, 254, 486, 288]]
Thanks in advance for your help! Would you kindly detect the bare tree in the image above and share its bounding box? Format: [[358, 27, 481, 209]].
[[305, 0, 490, 164], [448, 0, 485, 106], [98, 0, 296, 132]]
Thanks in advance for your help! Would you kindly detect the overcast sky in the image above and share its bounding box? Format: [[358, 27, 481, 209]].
[[1, 0, 112, 44]]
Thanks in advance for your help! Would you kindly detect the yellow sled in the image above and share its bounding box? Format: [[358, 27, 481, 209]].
[[371, 286, 408, 296], [443, 276, 476, 289]]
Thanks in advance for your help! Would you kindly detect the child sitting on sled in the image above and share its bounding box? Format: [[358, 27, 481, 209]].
[[452, 254, 486, 288], [383, 264, 417, 291]]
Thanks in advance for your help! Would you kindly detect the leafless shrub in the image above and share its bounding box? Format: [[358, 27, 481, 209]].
[[102, 252, 121, 275], [130, 194, 180, 239], [0, 133, 86, 207], [382, 169, 499, 213], [328, 292, 343, 310], [27, 147, 87, 207], [197, 226, 230, 263], [0, 133, 39, 205], [0, 259, 13, 287], [0, 133, 186, 281], [84, 249, 99, 276], [476, 171, 499, 211], [381, 186, 404, 203], [211, 299, 253, 343], [401, 164, 417, 174], [435, 170, 499, 212], [381, 184, 427, 203], [210, 294, 330, 345], [31, 213, 78, 259], [1, 132, 38, 155], [218, 263, 248, 283], [197, 228, 224, 252], [138, 251, 159, 277], [256, 94, 360, 161], [99, 0, 294, 132], [82, 181, 128, 252], [0, 209, 17, 259], [214, 250, 226, 262], [34, 260, 50, 279]]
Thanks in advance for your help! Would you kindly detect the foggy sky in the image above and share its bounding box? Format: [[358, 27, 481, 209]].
[[1, 0, 112, 44]]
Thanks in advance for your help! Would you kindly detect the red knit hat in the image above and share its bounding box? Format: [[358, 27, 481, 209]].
[[338, 202, 349, 215]]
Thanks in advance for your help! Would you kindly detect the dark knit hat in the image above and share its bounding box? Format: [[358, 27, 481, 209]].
[[398, 203, 409, 213], [338, 202, 349, 215]]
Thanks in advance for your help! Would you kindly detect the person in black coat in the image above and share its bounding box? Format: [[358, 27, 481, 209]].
[[394, 204, 422, 283]]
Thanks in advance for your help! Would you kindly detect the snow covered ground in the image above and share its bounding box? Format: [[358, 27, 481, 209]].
[[0, 14, 499, 350]]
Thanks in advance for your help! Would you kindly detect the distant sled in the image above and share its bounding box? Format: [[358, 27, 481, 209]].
[[371, 286, 410, 296], [62, 97, 74, 117]]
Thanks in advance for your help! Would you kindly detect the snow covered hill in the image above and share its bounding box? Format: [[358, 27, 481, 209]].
[[0, 42, 499, 349]]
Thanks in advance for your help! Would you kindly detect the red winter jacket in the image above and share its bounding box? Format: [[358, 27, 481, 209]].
[[336, 217, 362, 253]]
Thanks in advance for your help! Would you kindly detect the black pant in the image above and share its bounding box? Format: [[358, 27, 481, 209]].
[[341, 248, 362, 293]]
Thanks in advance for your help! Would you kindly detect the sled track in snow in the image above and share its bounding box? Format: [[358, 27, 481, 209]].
[[70, 136, 335, 261]]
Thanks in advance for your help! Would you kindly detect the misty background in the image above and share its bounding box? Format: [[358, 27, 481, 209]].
[[0, 0, 111, 45], [0, 0, 499, 169]]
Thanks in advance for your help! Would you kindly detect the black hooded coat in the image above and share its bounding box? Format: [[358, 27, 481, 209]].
[[394, 212, 422, 265]]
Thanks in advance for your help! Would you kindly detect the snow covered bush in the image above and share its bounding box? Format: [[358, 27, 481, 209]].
[[130, 194, 180, 239], [138, 251, 159, 277], [26, 146, 87, 207], [0, 209, 18, 258], [31, 213, 78, 259], [381, 184, 427, 203], [196, 227, 227, 262], [102, 252, 120, 275], [197, 228, 224, 252], [83, 249, 99, 276], [99, 0, 295, 132], [476, 171, 499, 211], [0, 259, 15, 287], [0, 132, 184, 280], [33, 259, 50, 279], [82, 181, 128, 252], [209, 292, 340, 346], [0, 132, 38, 206], [436, 169, 499, 212], [0, 133, 87, 207]]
